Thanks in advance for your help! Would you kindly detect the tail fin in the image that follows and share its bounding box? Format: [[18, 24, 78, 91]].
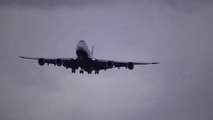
[[91, 46, 94, 57]]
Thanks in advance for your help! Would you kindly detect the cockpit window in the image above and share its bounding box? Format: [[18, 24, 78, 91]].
[[79, 40, 85, 43]]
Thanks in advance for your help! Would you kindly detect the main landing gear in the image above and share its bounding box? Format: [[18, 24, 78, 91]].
[[71, 69, 76, 73], [80, 70, 84, 74], [95, 70, 99, 74], [78, 70, 99, 74]]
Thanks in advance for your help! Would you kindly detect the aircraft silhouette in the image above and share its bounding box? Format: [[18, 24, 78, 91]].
[[19, 40, 159, 74]]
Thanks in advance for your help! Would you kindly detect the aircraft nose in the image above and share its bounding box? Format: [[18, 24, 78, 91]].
[[77, 40, 86, 51], [78, 41, 85, 47], [79, 40, 85, 43]]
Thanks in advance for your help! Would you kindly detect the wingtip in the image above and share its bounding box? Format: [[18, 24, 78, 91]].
[[152, 62, 160, 64], [18, 56, 24, 58]]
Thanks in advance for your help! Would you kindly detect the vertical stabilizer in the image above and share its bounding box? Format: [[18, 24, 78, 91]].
[[91, 46, 94, 57]]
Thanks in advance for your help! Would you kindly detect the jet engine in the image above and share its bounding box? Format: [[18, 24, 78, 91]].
[[127, 62, 134, 70], [107, 61, 114, 68], [56, 59, 62, 66], [38, 58, 45, 66]]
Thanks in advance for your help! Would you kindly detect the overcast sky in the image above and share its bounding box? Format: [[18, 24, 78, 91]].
[[0, 0, 213, 120]]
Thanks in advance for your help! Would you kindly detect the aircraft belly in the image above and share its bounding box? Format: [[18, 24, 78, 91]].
[[76, 49, 89, 58], [79, 58, 93, 72]]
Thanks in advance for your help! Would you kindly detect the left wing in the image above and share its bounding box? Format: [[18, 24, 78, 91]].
[[19, 56, 79, 70], [92, 58, 159, 71]]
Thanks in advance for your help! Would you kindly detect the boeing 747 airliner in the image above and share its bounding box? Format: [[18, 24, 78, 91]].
[[19, 40, 159, 74]]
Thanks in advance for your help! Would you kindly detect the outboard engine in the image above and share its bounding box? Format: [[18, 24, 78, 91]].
[[107, 61, 114, 68], [38, 58, 45, 66], [127, 62, 134, 70], [56, 59, 62, 66]]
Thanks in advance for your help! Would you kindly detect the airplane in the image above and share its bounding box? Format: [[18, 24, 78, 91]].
[[19, 40, 159, 74]]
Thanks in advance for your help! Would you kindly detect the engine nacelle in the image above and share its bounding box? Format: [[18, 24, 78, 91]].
[[107, 61, 114, 68], [56, 59, 62, 66], [127, 62, 134, 70], [38, 58, 45, 66]]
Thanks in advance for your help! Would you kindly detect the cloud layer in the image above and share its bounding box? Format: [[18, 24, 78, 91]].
[[0, 0, 213, 120], [0, 0, 212, 9]]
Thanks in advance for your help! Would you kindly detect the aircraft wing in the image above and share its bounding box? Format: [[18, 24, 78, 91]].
[[92, 58, 159, 71], [19, 56, 79, 69], [19, 56, 159, 73]]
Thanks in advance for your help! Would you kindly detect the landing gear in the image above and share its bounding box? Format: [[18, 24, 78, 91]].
[[88, 71, 92, 74], [80, 70, 83, 74], [71, 69, 76, 73], [95, 70, 99, 74]]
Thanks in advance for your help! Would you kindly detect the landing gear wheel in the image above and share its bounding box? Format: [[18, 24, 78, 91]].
[[72, 69, 76, 73], [80, 70, 84, 74], [95, 71, 99, 74]]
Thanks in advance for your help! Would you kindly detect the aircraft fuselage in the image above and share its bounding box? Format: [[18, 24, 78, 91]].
[[76, 40, 93, 72]]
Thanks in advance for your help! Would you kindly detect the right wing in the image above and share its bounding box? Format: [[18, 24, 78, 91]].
[[91, 58, 159, 71], [19, 56, 79, 69]]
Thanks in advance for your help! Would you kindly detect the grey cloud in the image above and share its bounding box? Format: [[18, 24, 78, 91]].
[[0, 0, 213, 120], [0, 0, 120, 8], [0, 0, 212, 9]]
